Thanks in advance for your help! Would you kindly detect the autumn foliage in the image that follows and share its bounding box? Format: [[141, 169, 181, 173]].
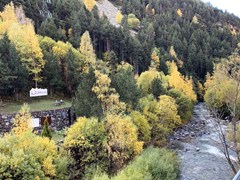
[[167, 61, 196, 102], [0, 105, 69, 179], [0, 2, 202, 178]]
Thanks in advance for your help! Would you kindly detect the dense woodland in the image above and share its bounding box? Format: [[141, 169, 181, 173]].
[[0, 0, 240, 179]]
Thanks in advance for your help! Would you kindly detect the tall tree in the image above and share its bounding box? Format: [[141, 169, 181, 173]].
[[205, 47, 240, 173], [72, 68, 103, 118], [111, 63, 140, 109], [167, 61, 196, 102], [79, 31, 96, 72], [1, 3, 45, 87], [92, 70, 126, 115], [0, 34, 28, 99]]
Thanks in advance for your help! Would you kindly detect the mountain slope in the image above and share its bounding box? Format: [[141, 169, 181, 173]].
[[1, 0, 240, 79]]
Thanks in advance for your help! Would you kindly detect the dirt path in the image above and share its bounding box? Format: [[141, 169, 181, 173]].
[[172, 103, 234, 180]]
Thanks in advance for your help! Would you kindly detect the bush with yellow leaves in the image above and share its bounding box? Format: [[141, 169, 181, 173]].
[[130, 111, 151, 142], [64, 117, 108, 179], [105, 114, 143, 173], [139, 94, 181, 146], [0, 104, 69, 179], [0, 132, 69, 179], [127, 14, 140, 29]]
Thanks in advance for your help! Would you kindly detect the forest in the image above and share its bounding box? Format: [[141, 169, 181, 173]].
[[0, 0, 240, 179]]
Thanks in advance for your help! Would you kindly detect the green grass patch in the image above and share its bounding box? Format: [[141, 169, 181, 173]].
[[1, 99, 72, 114], [51, 129, 66, 145], [52, 132, 64, 142]]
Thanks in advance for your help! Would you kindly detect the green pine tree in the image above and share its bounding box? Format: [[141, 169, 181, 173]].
[[150, 77, 166, 99], [41, 118, 52, 139]]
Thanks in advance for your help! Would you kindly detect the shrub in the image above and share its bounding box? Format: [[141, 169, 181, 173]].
[[127, 14, 140, 29], [168, 88, 194, 122], [137, 69, 167, 96], [117, 147, 179, 180], [105, 114, 143, 173], [0, 132, 69, 179], [41, 118, 52, 139], [64, 117, 108, 178], [130, 111, 151, 142], [139, 95, 181, 145], [95, 147, 179, 180]]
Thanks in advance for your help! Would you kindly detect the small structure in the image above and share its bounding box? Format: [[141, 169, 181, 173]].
[[30, 88, 48, 97]]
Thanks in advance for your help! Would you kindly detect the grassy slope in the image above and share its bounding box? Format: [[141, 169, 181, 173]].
[[1, 99, 72, 114]]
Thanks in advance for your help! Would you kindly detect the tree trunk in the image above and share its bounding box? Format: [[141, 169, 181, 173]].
[[106, 37, 110, 52], [15, 90, 19, 101]]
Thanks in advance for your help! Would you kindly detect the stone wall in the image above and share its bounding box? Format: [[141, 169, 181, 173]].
[[0, 108, 73, 134]]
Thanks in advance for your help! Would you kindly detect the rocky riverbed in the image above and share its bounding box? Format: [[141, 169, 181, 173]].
[[171, 103, 234, 180]]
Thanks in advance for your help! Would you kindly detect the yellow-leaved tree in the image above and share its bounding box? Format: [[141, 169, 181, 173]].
[[130, 111, 151, 142], [145, 4, 155, 15], [12, 103, 32, 135], [92, 70, 126, 114], [169, 46, 177, 58], [204, 49, 240, 173], [167, 61, 196, 102], [150, 47, 160, 69], [192, 15, 199, 24], [0, 132, 69, 179], [137, 69, 167, 96], [127, 14, 140, 29], [80, 31, 96, 72], [105, 114, 143, 173], [9, 24, 45, 86], [1, 3, 45, 87], [138, 94, 181, 146], [0, 2, 17, 36], [115, 10, 123, 24], [177, 9, 183, 17], [156, 95, 181, 129], [84, 0, 96, 12], [64, 117, 108, 179]]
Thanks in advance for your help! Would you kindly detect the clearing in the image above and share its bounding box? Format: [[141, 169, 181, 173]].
[[1, 99, 71, 114]]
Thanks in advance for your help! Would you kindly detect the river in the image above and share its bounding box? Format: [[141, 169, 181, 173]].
[[172, 103, 234, 180]]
